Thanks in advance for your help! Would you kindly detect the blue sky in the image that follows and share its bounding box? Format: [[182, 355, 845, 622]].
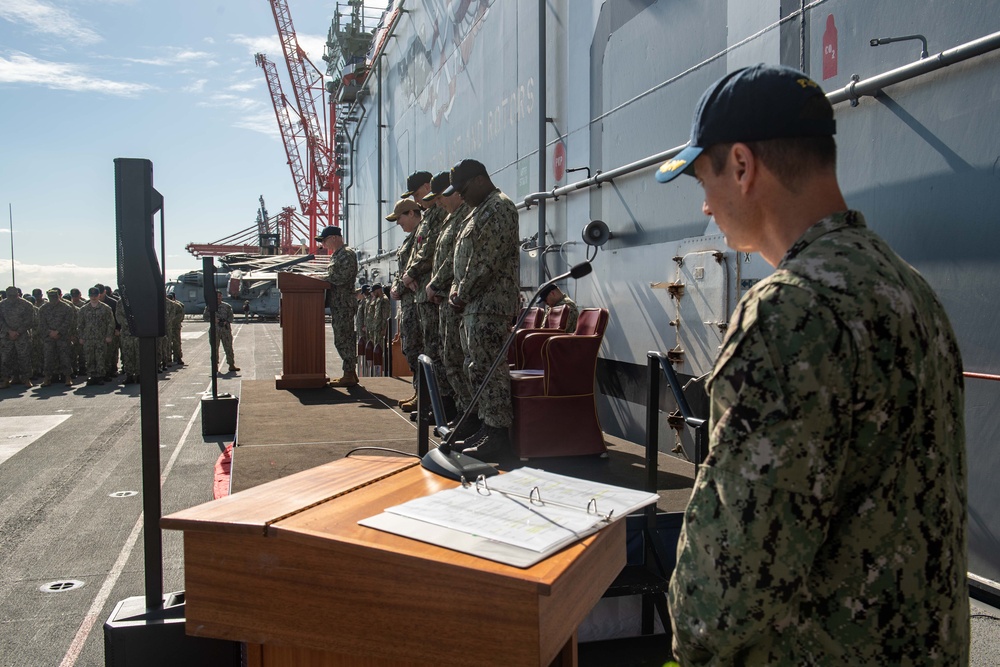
[[0, 0, 370, 292]]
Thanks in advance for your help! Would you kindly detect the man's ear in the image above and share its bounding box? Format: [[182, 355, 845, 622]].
[[730, 143, 757, 194]]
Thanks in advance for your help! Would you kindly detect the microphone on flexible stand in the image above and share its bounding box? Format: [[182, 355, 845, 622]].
[[420, 261, 594, 481]]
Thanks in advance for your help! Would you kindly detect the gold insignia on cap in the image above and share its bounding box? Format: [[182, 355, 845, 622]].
[[796, 77, 819, 89], [659, 158, 687, 174]]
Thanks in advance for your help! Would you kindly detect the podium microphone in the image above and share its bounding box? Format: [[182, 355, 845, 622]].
[[420, 261, 594, 481]]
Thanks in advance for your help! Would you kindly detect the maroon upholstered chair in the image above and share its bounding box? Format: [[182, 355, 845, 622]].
[[508, 308, 610, 458], [541, 304, 569, 331], [510, 305, 569, 369], [506, 307, 545, 366]]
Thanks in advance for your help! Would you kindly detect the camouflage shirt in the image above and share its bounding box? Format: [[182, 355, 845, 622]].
[[77, 301, 115, 342], [668, 211, 968, 666], [405, 205, 445, 304], [545, 294, 579, 332], [38, 299, 76, 337], [324, 245, 359, 311], [393, 232, 418, 305], [453, 189, 519, 317], [0, 296, 35, 335], [428, 202, 472, 295], [367, 294, 389, 342]]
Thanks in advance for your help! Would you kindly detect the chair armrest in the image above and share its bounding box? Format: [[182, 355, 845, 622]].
[[541, 335, 603, 395], [518, 330, 564, 369]]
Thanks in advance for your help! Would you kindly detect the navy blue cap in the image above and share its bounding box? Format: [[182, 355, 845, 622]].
[[656, 64, 836, 183], [422, 171, 452, 202], [315, 225, 342, 241], [401, 171, 433, 198], [442, 159, 488, 196]]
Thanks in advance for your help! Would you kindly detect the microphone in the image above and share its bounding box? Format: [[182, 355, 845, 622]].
[[420, 261, 594, 481]]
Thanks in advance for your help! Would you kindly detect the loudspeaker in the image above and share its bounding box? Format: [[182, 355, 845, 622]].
[[114, 158, 165, 338], [582, 219, 612, 247], [203, 258, 218, 312]]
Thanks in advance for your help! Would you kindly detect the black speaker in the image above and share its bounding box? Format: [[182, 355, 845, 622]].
[[115, 158, 165, 338], [203, 258, 218, 313]]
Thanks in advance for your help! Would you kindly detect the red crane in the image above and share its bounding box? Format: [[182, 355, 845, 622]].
[[186, 205, 311, 258], [264, 0, 340, 253]]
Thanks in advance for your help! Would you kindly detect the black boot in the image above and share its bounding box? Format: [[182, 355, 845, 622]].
[[458, 425, 510, 460]]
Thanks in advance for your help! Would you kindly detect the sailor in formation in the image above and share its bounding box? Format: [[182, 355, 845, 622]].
[[1, 286, 37, 388], [387, 196, 424, 408], [204, 292, 240, 374], [445, 159, 519, 458], [424, 170, 475, 435], [77, 286, 115, 385], [37, 288, 75, 387]]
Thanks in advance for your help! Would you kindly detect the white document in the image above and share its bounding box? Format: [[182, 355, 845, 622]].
[[360, 467, 659, 567]]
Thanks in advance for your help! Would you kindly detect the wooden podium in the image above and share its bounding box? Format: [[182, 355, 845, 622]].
[[161, 455, 626, 667], [275, 272, 329, 389]]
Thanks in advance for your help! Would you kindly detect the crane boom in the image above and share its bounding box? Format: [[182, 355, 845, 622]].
[[254, 53, 312, 213]]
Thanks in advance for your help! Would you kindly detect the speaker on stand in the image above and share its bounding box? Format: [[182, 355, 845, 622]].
[[104, 158, 239, 666]]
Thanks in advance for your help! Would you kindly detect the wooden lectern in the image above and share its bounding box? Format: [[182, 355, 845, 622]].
[[161, 455, 626, 667], [275, 272, 329, 389]]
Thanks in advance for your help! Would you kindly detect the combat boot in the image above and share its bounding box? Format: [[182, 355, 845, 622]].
[[330, 370, 359, 387], [0, 378, 10, 389], [399, 396, 419, 412], [40, 377, 52, 387], [457, 424, 510, 461], [228, 365, 241, 373], [20, 377, 34, 388], [398, 390, 417, 407], [64, 377, 74, 387]]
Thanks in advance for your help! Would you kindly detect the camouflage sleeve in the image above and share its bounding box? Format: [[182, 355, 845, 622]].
[[455, 197, 517, 304], [326, 249, 358, 287], [103, 305, 116, 338], [392, 234, 415, 294], [668, 284, 854, 665], [405, 209, 440, 280]]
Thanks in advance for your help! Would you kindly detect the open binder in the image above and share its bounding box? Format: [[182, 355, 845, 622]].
[[360, 468, 659, 568]]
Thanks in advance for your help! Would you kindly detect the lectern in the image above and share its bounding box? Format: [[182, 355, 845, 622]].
[[275, 272, 329, 389], [161, 455, 626, 667]]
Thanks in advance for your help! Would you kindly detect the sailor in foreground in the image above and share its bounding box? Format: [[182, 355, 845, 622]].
[[657, 64, 968, 665], [318, 225, 359, 387]]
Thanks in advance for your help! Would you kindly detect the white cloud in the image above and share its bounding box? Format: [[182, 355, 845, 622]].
[[184, 78, 208, 94], [0, 51, 153, 96], [230, 33, 328, 64], [0, 259, 117, 292], [120, 49, 216, 67], [227, 80, 259, 92], [233, 111, 281, 138], [0, 0, 102, 45], [198, 93, 260, 111]]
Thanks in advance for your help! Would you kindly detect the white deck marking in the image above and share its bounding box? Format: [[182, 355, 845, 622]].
[[0, 415, 71, 466]]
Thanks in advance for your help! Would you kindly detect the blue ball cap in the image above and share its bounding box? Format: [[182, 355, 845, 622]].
[[656, 64, 835, 183]]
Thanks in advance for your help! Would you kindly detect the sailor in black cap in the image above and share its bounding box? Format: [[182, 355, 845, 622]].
[[317, 225, 360, 386], [658, 64, 968, 666], [446, 159, 519, 457]]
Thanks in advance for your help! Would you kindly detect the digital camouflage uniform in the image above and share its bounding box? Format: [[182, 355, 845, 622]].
[[115, 301, 139, 378], [105, 296, 120, 377], [0, 293, 36, 381], [324, 245, 359, 372], [393, 231, 422, 376], [204, 301, 237, 369], [355, 296, 367, 344], [429, 202, 473, 412], [453, 189, 519, 429], [668, 211, 968, 666], [32, 304, 44, 377], [404, 204, 448, 395], [367, 293, 390, 350], [77, 301, 115, 380], [544, 294, 579, 332], [71, 298, 86, 374], [167, 298, 184, 363], [38, 295, 76, 380]]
